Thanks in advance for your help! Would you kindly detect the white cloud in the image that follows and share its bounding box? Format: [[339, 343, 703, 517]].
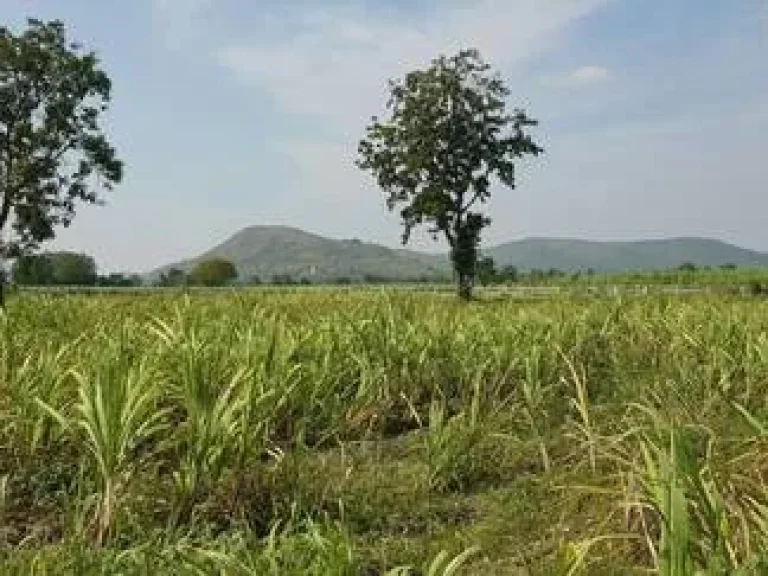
[[555, 65, 611, 86], [216, 0, 610, 131]]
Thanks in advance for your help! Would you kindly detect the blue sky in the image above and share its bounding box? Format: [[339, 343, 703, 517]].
[[2, 0, 767, 273]]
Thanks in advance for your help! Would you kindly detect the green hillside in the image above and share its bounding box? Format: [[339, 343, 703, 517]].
[[486, 237, 768, 272], [148, 225, 449, 282], [149, 227, 768, 282]]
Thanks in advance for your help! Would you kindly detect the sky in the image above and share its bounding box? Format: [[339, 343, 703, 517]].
[[1, 0, 767, 273]]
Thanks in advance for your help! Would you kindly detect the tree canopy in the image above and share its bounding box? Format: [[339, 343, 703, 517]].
[[188, 259, 238, 287], [12, 251, 96, 285], [11, 252, 54, 285], [357, 48, 542, 299], [476, 256, 497, 286], [158, 267, 187, 287]]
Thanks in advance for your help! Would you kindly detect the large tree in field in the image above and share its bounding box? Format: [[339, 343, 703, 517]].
[[0, 19, 122, 305], [357, 49, 542, 299]]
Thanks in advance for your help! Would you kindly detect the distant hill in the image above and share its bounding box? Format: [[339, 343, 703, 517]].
[[148, 227, 768, 283], [148, 225, 449, 283], [485, 237, 768, 272]]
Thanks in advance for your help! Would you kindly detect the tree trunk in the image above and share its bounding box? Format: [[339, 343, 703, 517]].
[[457, 273, 473, 300], [0, 254, 5, 309], [450, 235, 476, 301]]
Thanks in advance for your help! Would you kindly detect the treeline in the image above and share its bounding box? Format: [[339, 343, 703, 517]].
[[158, 259, 237, 287], [475, 257, 768, 287], [475, 257, 574, 286], [159, 267, 447, 287], [11, 252, 142, 287], [11, 252, 768, 290]]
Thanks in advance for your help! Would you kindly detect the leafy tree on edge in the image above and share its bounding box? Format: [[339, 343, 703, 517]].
[[0, 19, 122, 305]]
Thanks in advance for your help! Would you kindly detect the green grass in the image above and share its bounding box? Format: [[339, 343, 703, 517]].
[[1, 290, 768, 574]]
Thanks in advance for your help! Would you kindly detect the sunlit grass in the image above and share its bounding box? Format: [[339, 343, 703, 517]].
[[1, 290, 767, 573]]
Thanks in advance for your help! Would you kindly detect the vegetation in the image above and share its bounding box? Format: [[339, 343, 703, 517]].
[[150, 225, 449, 286], [1, 290, 768, 573], [1, 16, 767, 576], [11, 252, 141, 287], [96, 273, 143, 288], [12, 251, 97, 286], [522, 267, 768, 290], [188, 258, 238, 287], [484, 238, 768, 273], [0, 19, 122, 305], [158, 267, 188, 287], [357, 49, 542, 299], [150, 226, 768, 289]]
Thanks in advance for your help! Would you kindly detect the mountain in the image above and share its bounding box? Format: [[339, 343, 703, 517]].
[[485, 237, 768, 272], [148, 226, 768, 283], [148, 225, 449, 283]]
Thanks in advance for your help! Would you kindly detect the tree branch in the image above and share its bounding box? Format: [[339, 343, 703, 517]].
[[443, 226, 455, 248], [461, 190, 482, 214], [0, 119, 14, 232]]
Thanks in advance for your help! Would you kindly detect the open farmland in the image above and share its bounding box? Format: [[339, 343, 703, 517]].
[[1, 291, 768, 574]]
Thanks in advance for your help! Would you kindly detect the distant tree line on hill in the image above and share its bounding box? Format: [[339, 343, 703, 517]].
[[158, 267, 445, 287], [253, 273, 446, 286], [474, 257, 763, 287], [475, 257, 571, 286]]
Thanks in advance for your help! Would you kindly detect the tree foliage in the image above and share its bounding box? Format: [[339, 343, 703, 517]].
[[158, 267, 187, 287], [96, 273, 142, 288], [12, 251, 96, 285], [51, 251, 97, 285], [0, 19, 122, 258], [188, 258, 237, 287], [476, 256, 496, 286], [11, 252, 54, 285], [357, 48, 542, 299]]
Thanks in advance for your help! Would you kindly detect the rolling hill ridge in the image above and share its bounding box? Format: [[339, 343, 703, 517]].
[[148, 226, 768, 282]]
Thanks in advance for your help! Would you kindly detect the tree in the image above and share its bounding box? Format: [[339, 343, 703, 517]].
[[12, 251, 96, 285], [0, 19, 122, 305], [12, 253, 55, 285], [476, 256, 497, 286], [188, 258, 237, 287], [271, 273, 294, 286], [49, 251, 96, 285], [97, 273, 141, 287], [500, 264, 519, 284], [357, 48, 542, 299], [158, 267, 187, 287]]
